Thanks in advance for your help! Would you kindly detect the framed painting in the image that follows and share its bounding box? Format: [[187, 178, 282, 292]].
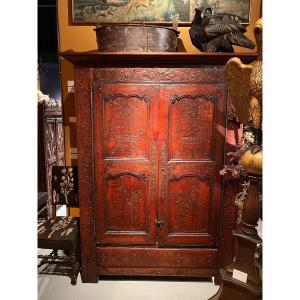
[[72, 0, 251, 25]]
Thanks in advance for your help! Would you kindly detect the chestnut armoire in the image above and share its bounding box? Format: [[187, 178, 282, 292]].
[[60, 52, 256, 283]]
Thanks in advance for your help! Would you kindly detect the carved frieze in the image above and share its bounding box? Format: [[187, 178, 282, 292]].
[[92, 67, 224, 84]]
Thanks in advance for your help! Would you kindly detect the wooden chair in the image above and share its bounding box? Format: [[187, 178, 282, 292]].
[[38, 166, 80, 285]]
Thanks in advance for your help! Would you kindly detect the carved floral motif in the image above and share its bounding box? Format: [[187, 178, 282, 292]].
[[56, 122, 64, 158], [151, 143, 157, 197], [45, 122, 56, 162], [104, 162, 149, 179], [106, 175, 147, 231], [103, 93, 150, 103], [92, 67, 224, 83], [170, 95, 215, 160], [104, 93, 149, 158], [168, 164, 211, 180], [170, 177, 209, 232]]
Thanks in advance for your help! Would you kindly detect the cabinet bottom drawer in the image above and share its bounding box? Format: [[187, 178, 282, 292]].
[[96, 247, 218, 272]]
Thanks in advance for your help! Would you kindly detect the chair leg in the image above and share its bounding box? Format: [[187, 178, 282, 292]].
[[38, 249, 58, 268]]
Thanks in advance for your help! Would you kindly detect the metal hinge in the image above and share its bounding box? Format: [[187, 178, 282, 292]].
[[155, 219, 164, 228]]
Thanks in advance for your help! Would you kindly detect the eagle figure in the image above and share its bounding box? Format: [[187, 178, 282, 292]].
[[225, 18, 263, 147], [223, 18, 263, 176], [189, 6, 256, 52]]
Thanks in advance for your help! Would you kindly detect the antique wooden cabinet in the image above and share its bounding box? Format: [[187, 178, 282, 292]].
[[60, 52, 256, 283]]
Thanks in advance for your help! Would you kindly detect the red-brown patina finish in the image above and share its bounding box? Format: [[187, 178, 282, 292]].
[[60, 52, 256, 283]]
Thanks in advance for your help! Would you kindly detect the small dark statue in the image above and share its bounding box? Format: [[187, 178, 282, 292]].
[[189, 6, 256, 52]]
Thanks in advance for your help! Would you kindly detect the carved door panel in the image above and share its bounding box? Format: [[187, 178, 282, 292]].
[[44, 118, 57, 217], [158, 85, 226, 246], [93, 83, 159, 245], [45, 118, 57, 165], [56, 118, 65, 163]]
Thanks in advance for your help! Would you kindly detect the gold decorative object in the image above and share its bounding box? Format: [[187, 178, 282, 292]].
[[240, 146, 263, 175]]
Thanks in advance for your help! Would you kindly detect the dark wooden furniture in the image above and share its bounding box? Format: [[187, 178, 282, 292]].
[[60, 52, 257, 283], [38, 100, 65, 217], [38, 166, 80, 285], [38, 192, 48, 220], [210, 175, 262, 300]]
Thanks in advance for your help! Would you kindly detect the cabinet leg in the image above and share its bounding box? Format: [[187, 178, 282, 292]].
[[70, 250, 79, 285], [80, 267, 98, 283], [214, 275, 221, 286], [80, 273, 98, 283]]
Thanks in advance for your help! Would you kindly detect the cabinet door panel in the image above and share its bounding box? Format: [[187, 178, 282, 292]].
[[169, 94, 215, 160], [169, 176, 210, 233], [158, 85, 226, 246], [93, 84, 159, 245], [102, 89, 150, 159]]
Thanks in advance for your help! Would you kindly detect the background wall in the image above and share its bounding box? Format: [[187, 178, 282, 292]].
[[57, 0, 262, 216]]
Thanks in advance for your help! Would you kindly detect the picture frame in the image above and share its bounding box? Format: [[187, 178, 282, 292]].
[[71, 0, 251, 25]]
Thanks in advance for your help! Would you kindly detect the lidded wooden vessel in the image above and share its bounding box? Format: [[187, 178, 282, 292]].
[[94, 24, 179, 52]]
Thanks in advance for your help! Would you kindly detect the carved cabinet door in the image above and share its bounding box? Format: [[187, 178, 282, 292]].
[[93, 83, 159, 246], [157, 84, 226, 247]]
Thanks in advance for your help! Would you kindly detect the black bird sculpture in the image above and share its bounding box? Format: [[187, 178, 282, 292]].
[[189, 6, 256, 52]]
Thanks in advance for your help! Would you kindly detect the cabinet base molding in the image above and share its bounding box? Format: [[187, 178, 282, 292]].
[[97, 267, 218, 277]]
